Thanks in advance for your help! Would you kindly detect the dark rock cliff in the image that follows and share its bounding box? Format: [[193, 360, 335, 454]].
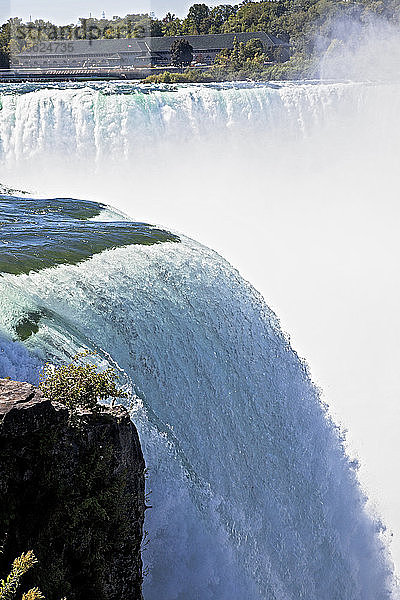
[[0, 378, 145, 600]]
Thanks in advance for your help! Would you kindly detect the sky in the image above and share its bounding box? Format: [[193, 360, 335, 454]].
[[0, 0, 202, 23]]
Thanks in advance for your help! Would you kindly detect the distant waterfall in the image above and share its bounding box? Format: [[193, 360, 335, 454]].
[[0, 81, 377, 169]]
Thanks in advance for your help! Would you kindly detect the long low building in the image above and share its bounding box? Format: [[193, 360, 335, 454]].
[[13, 32, 289, 70]]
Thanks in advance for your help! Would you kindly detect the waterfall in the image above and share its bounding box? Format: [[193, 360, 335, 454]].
[[0, 198, 394, 599], [0, 81, 398, 179], [0, 80, 398, 598]]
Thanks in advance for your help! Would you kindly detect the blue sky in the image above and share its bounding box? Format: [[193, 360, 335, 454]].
[[0, 0, 198, 23]]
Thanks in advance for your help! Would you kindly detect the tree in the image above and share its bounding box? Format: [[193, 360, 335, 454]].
[[150, 18, 163, 37], [243, 38, 264, 59], [187, 3, 210, 33], [0, 22, 10, 68], [210, 5, 237, 31], [133, 24, 146, 38], [39, 351, 127, 413], [214, 37, 267, 75], [170, 38, 193, 68]]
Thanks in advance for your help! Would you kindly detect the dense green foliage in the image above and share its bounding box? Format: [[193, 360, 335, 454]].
[[0, 22, 10, 67], [39, 352, 126, 413], [143, 35, 315, 82], [143, 54, 317, 82], [0, 0, 399, 78], [170, 38, 194, 68]]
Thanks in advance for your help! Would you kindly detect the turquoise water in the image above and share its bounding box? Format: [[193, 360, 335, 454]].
[[0, 194, 179, 274]]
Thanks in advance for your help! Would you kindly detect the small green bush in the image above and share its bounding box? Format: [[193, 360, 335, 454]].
[[39, 352, 127, 413], [0, 551, 66, 600], [0, 551, 42, 600]]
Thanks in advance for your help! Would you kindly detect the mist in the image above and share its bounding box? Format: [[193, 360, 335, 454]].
[[1, 20, 400, 582], [319, 16, 400, 81]]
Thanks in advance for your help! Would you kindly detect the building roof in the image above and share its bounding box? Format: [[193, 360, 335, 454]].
[[19, 32, 288, 57], [148, 32, 286, 52]]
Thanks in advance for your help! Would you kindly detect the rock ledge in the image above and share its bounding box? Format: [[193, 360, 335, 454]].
[[0, 378, 145, 600]]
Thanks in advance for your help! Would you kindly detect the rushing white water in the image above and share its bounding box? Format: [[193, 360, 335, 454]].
[[0, 80, 399, 598], [0, 235, 394, 599]]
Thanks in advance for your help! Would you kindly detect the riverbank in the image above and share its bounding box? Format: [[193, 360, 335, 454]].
[[0, 60, 325, 85], [0, 65, 212, 83], [142, 55, 316, 84], [0, 55, 316, 84]]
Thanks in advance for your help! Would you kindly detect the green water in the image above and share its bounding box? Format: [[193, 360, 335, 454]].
[[0, 195, 180, 275]]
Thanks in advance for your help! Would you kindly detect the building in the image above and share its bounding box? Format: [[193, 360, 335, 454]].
[[13, 32, 289, 70]]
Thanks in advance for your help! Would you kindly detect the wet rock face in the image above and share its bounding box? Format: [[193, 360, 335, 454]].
[[0, 378, 145, 600]]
